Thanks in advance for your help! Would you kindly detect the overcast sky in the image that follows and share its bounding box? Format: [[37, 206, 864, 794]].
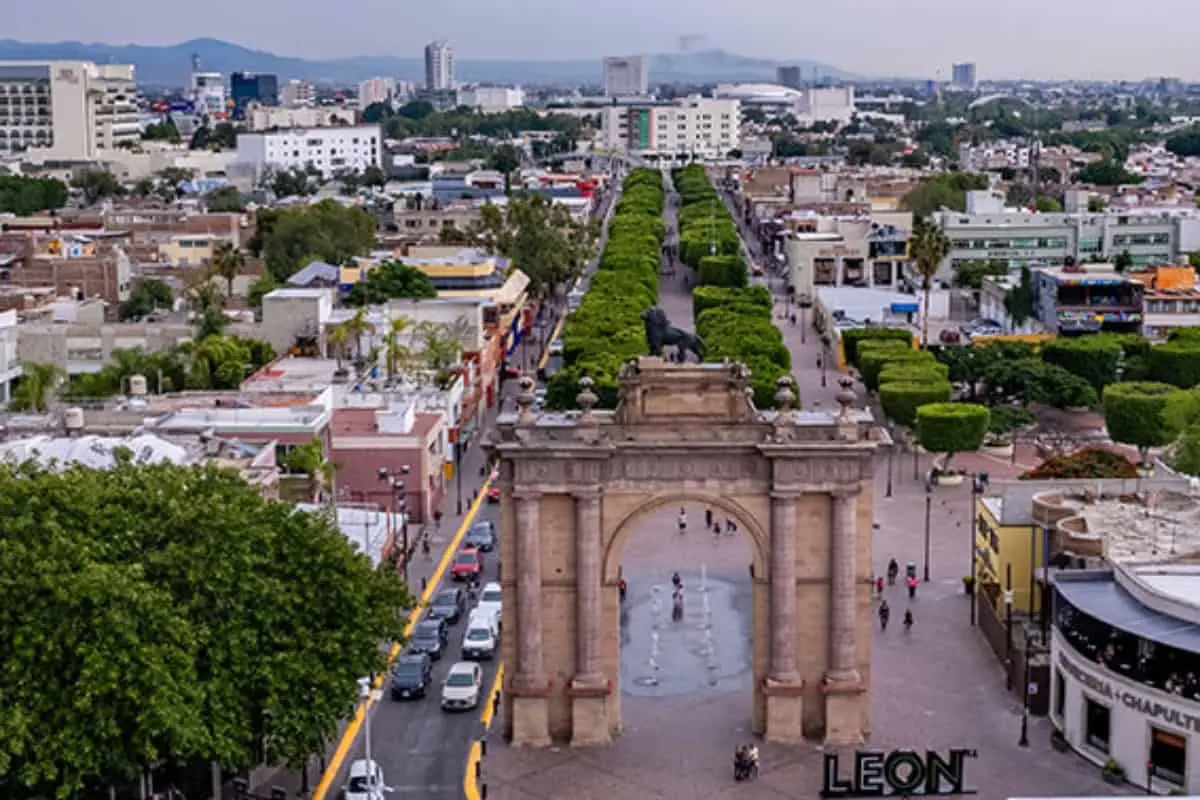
[[6, 0, 1197, 81]]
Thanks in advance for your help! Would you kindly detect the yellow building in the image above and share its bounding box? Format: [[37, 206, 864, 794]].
[[158, 235, 217, 267], [974, 495, 1049, 617]]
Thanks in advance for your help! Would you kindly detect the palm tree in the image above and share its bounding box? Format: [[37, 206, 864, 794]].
[[908, 218, 951, 347], [342, 308, 374, 369], [385, 317, 412, 380], [209, 242, 246, 298], [327, 324, 350, 373], [285, 437, 337, 504], [10, 362, 63, 412]]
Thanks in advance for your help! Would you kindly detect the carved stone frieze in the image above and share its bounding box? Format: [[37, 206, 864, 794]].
[[773, 457, 866, 485], [607, 453, 765, 482]]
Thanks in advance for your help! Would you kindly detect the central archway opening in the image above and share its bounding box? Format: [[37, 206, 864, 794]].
[[603, 494, 765, 750]]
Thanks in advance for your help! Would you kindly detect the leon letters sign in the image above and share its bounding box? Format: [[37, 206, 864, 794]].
[[821, 749, 978, 797]]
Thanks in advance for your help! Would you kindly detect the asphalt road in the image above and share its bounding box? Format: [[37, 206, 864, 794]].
[[331, 502, 502, 799]]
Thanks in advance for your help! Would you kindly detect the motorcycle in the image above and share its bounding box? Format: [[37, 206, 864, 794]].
[[733, 747, 759, 781]]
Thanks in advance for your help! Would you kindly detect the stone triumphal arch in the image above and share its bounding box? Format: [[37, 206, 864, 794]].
[[488, 358, 884, 748]]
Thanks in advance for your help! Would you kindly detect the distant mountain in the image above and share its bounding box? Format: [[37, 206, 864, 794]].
[[0, 38, 854, 88]]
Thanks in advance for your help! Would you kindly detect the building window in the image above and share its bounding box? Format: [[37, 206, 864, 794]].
[[1150, 727, 1187, 787], [1084, 698, 1110, 753], [1053, 669, 1065, 719]]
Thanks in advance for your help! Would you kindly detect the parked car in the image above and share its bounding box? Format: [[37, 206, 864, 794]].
[[344, 759, 390, 800], [408, 619, 448, 660], [464, 520, 497, 552], [450, 547, 483, 581], [426, 587, 467, 624], [389, 653, 433, 700], [440, 661, 484, 711]]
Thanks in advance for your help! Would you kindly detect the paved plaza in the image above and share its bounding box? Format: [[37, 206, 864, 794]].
[[476, 195, 1136, 797]]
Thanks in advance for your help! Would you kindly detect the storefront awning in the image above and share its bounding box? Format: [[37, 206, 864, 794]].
[[1056, 576, 1200, 653]]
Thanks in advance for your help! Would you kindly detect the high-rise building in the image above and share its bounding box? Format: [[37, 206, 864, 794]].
[[776, 66, 802, 89], [191, 71, 227, 119], [358, 77, 397, 109], [231, 72, 279, 117], [951, 62, 977, 91], [602, 56, 649, 97], [279, 79, 315, 108], [0, 60, 138, 160], [424, 41, 455, 92], [601, 98, 740, 160]]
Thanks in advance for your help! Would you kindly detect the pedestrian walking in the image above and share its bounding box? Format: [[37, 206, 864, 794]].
[[677, 507, 688, 536], [878, 600, 890, 631], [906, 575, 918, 600], [433, 509, 443, 531], [903, 609, 914, 632], [876, 575, 884, 596], [725, 518, 737, 536], [705, 507, 714, 530], [887, 558, 899, 586]]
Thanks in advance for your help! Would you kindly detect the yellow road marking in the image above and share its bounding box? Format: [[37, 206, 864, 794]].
[[537, 316, 566, 371], [463, 664, 505, 800], [312, 475, 495, 800]]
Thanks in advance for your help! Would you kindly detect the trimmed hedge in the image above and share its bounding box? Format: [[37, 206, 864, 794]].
[[915, 402, 990, 463], [1042, 336, 1123, 392], [672, 164, 742, 273], [1102, 380, 1189, 460], [878, 362, 948, 387], [698, 254, 748, 288], [861, 349, 939, 392], [693, 285, 771, 318], [880, 381, 953, 428], [1150, 340, 1200, 389], [545, 168, 664, 410], [843, 327, 915, 367]]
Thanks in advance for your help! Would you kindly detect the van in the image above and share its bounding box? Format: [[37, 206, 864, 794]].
[[461, 611, 498, 661]]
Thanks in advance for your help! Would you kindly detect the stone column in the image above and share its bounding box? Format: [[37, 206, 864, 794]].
[[827, 489, 860, 682], [514, 490, 545, 681], [573, 488, 603, 683], [769, 492, 799, 681]]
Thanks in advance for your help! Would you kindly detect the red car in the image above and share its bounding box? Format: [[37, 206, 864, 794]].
[[450, 547, 483, 581], [487, 467, 500, 503]]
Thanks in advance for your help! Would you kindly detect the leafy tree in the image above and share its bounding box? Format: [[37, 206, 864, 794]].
[[1149, 338, 1200, 388], [474, 193, 598, 301], [70, 168, 123, 205], [361, 102, 394, 124], [1165, 128, 1200, 158], [901, 172, 989, 217], [259, 200, 377, 282], [880, 380, 953, 428], [952, 260, 1006, 290], [1035, 196, 1063, 212], [1103, 381, 1189, 464], [187, 278, 229, 340], [284, 437, 338, 502], [1113, 249, 1133, 273], [1041, 335, 1123, 392], [132, 177, 156, 197], [488, 144, 522, 194], [141, 118, 181, 142], [210, 241, 246, 297], [412, 321, 463, 378], [0, 175, 68, 215], [361, 165, 387, 187], [344, 260, 437, 307], [1076, 160, 1143, 187], [908, 217, 951, 346], [269, 167, 315, 198], [1172, 423, 1200, 476], [385, 318, 413, 379], [206, 186, 246, 212], [247, 272, 278, 311], [0, 460, 410, 798], [1003, 266, 1036, 329], [210, 122, 238, 150], [10, 362, 63, 411], [119, 278, 174, 321], [915, 402, 990, 470]]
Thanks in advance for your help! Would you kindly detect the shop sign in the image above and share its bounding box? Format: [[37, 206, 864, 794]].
[[1058, 650, 1200, 733], [820, 748, 978, 797]]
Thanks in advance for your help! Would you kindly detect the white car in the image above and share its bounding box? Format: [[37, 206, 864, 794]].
[[441, 661, 484, 711], [549, 339, 565, 355], [476, 581, 502, 631], [344, 759, 391, 800], [461, 614, 498, 660]]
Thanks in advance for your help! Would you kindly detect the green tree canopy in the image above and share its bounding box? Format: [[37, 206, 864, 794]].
[[70, 168, 123, 205], [344, 260, 437, 307], [474, 193, 598, 300], [0, 175, 68, 216], [1102, 381, 1189, 463], [900, 172, 989, 218], [118, 279, 174, 321], [1165, 128, 1200, 158], [0, 461, 411, 798], [206, 186, 245, 213], [1076, 160, 1144, 187], [258, 201, 377, 282], [916, 402, 990, 469]]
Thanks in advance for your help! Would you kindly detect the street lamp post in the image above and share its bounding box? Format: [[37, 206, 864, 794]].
[[1019, 633, 1031, 747], [923, 482, 932, 582], [970, 475, 985, 626], [358, 677, 375, 772], [798, 294, 813, 345], [377, 466, 411, 583], [820, 335, 831, 388], [455, 431, 470, 516], [885, 436, 894, 498], [1004, 563, 1014, 692], [1041, 524, 1052, 638]]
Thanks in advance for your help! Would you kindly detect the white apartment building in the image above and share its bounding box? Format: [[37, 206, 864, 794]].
[[931, 204, 1200, 279], [603, 56, 649, 97], [358, 77, 396, 109], [0, 61, 138, 160], [601, 98, 740, 161], [456, 85, 524, 113], [191, 71, 226, 118], [424, 41, 455, 91], [245, 104, 357, 132], [279, 79, 315, 108], [236, 124, 383, 180]]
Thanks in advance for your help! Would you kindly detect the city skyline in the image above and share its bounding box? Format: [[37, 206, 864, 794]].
[[4, 0, 1200, 82]]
